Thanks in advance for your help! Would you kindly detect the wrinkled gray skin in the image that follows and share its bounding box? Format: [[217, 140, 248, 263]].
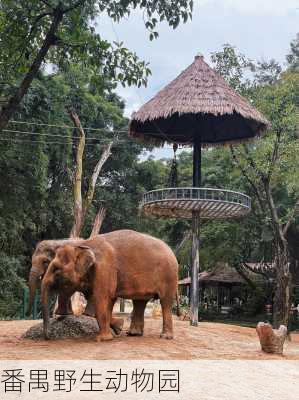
[[28, 239, 87, 316]]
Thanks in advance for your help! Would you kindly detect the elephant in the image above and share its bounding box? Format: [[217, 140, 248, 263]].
[[28, 238, 123, 334], [28, 239, 86, 316], [41, 229, 179, 341]]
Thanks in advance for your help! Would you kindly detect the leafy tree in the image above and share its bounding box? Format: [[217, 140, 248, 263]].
[[211, 44, 299, 327], [287, 33, 299, 72], [0, 66, 145, 315], [0, 0, 193, 130]]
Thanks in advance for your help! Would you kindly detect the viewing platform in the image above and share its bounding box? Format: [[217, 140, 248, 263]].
[[140, 187, 251, 219]]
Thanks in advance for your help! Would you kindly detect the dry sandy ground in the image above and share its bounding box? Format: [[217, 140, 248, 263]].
[[0, 316, 299, 360]]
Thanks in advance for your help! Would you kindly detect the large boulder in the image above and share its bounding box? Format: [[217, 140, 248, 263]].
[[24, 315, 99, 340]]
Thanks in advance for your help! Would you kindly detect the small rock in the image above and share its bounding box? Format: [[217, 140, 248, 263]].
[[23, 315, 99, 340]]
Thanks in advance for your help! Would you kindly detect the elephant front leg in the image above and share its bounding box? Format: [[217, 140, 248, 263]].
[[128, 300, 147, 336], [94, 297, 114, 342], [55, 294, 73, 316]]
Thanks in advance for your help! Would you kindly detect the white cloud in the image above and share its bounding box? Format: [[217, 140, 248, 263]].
[[97, 0, 298, 158], [199, 0, 299, 16]]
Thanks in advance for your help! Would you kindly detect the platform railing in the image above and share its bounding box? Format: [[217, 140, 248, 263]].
[[142, 187, 251, 209]]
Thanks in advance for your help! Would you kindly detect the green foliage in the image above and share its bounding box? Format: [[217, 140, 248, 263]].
[[0, 66, 146, 316], [0, 27, 298, 320], [139, 39, 299, 286], [287, 33, 299, 72], [0, 0, 193, 90]]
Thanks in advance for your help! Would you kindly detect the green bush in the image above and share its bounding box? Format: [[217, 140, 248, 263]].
[[0, 253, 25, 319]]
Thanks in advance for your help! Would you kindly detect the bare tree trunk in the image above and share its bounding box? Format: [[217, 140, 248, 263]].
[[89, 207, 106, 238], [83, 143, 112, 216], [69, 111, 85, 238], [262, 179, 293, 328], [67, 111, 112, 315], [69, 110, 112, 238], [273, 247, 292, 328]]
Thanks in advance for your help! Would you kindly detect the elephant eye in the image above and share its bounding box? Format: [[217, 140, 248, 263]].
[[52, 264, 61, 273]]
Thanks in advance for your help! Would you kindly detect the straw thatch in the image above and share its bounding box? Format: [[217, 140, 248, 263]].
[[179, 263, 246, 285], [129, 55, 270, 146]]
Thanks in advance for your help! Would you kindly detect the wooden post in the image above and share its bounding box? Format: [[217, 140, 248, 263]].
[[190, 134, 201, 326]]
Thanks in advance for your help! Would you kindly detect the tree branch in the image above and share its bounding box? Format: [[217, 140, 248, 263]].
[[62, 0, 87, 14], [0, 6, 64, 131], [232, 262, 257, 289], [283, 199, 299, 236], [82, 142, 113, 216], [263, 178, 287, 248], [40, 0, 52, 8], [266, 130, 282, 181], [174, 231, 191, 256], [89, 207, 106, 238], [242, 261, 274, 280], [69, 110, 85, 238], [230, 145, 266, 213], [243, 144, 266, 181]]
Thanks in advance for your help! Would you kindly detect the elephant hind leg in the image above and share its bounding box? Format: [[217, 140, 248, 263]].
[[111, 317, 124, 336], [85, 298, 123, 336], [83, 298, 95, 317], [128, 300, 147, 336], [160, 297, 174, 340]]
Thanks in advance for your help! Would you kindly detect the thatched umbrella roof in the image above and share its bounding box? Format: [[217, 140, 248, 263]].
[[129, 55, 269, 146]]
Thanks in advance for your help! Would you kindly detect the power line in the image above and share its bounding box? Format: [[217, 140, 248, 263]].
[[10, 120, 128, 133], [0, 136, 176, 149], [2, 128, 185, 148], [0, 137, 114, 147], [3, 128, 121, 142]]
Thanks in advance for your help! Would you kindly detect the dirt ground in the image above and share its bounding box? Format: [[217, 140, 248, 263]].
[[0, 316, 299, 360]]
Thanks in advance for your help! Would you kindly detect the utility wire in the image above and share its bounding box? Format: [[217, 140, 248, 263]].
[[2, 128, 123, 142], [10, 120, 128, 133], [0, 137, 115, 146], [2, 128, 184, 147], [0, 137, 175, 149]]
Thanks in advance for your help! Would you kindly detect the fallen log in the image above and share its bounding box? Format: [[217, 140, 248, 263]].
[[256, 322, 288, 354]]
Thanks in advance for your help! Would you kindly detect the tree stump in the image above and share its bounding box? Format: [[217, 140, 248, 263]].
[[256, 322, 288, 354]]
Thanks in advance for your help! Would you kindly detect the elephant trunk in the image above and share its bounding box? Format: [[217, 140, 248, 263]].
[[27, 268, 42, 316], [41, 280, 51, 340]]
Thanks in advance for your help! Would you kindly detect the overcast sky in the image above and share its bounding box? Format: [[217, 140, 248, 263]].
[[98, 0, 299, 158]]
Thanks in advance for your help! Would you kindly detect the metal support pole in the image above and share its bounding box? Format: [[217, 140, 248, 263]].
[[191, 210, 200, 325], [193, 135, 201, 187], [120, 298, 125, 312], [190, 134, 202, 326]]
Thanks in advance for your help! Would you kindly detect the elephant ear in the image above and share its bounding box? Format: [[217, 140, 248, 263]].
[[74, 246, 96, 276]]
